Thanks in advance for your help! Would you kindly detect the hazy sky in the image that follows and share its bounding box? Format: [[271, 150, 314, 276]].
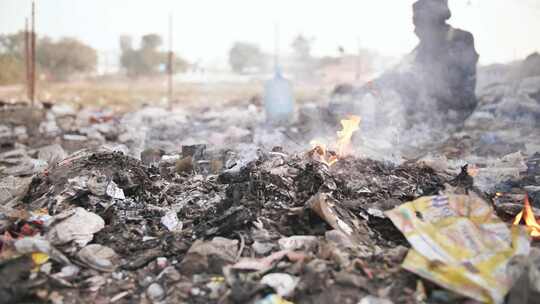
[[1, 0, 540, 65]]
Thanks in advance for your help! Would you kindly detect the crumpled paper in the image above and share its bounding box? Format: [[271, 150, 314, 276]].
[[46, 207, 105, 247], [385, 194, 530, 303]]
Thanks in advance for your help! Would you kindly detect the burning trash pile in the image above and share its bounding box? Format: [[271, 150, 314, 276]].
[[0, 100, 539, 304], [309, 115, 361, 166], [2, 0, 540, 301]]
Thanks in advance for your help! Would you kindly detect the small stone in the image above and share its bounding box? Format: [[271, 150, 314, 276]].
[[358, 295, 394, 304], [252, 241, 274, 255], [260, 273, 299, 297], [278, 235, 318, 251], [77, 244, 118, 272], [53, 265, 80, 279], [147, 283, 165, 302], [112, 272, 124, 280]]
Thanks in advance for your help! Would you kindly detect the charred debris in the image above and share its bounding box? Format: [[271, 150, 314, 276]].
[[0, 99, 539, 304]]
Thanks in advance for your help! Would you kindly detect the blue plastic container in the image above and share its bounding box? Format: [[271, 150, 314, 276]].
[[264, 69, 295, 124]]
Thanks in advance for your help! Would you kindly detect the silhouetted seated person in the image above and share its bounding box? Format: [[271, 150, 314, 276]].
[[350, 0, 479, 126]]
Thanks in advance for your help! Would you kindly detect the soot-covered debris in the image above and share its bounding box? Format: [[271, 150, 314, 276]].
[[1, 95, 539, 303], [0, 143, 465, 304]]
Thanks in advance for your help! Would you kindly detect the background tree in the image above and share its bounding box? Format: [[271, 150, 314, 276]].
[[0, 54, 24, 85], [119, 35, 136, 76], [0, 32, 97, 84], [141, 34, 162, 50], [291, 34, 313, 60], [0, 31, 26, 59], [37, 37, 97, 80], [228, 42, 264, 73], [138, 34, 163, 76], [119, 33, 187, 77], [0, 31, 25, 85]]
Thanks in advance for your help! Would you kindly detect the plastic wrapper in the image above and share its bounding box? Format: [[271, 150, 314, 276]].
[[385, 194, 530, 303]]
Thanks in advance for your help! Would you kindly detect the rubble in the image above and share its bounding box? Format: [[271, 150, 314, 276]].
[[0, 76, 538, 304], [0, 135, 516, 303]]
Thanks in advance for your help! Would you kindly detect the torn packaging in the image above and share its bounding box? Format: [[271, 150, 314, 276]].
[[307, 192, 373, 248], [386, 194, 530, 303]]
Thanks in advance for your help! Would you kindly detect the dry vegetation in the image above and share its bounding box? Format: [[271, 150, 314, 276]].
[[0, 77, 328, 112]]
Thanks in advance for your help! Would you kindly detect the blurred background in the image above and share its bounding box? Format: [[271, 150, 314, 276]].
[[0, 0, 539, 110]]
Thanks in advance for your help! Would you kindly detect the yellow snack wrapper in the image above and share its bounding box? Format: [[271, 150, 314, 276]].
[[385, 194, 530, 304], [31, 252, 49, 265]]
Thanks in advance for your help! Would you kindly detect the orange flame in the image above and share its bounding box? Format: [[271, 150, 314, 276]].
[[513, 195, 540, 238], [309, 141, 338, 166], [336, 115, 361, 157], [310, 115, 361, 166]]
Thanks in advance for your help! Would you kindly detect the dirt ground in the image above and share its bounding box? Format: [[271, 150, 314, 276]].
[[0, 78, 327, 112]]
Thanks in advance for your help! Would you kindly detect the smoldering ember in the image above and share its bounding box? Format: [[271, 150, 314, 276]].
[[1, 1, 540, 304]]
